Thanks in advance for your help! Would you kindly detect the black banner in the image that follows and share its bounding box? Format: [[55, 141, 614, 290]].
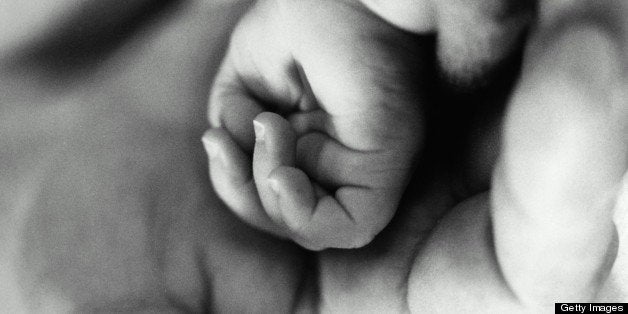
[[556, 303, 627, 313]]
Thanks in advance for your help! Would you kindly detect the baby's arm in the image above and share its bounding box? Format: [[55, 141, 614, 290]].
[[204, 0, 426, 250]]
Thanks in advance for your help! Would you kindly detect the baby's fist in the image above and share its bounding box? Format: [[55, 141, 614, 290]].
[[205, 0, 430, 250]]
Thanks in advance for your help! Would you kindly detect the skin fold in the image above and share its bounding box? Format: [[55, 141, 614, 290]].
[[206, 0, 428, 250], [204, 0, 534, 251]]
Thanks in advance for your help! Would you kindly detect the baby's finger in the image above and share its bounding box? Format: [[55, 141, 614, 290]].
[[252, 112, 391, 250], [202, 128, 284, 237], [271, 166, 396, 250], [252, 112, 297, 227], [295, 132, 407, 249], [209, 0, 306, 152], [297, 132, 412, 190], [209, 61, 265, 152], [491, 12, 627, 305], [266, 166, 320, 249], [288, 110, 332, 138]]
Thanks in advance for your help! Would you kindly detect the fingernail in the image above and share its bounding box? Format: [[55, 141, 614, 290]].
[[268, 178, 280, 194], [253, 120, 265, 142], [201, 134, 218, 160]]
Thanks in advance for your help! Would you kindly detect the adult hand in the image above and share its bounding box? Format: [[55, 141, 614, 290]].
[[409, 1, 628, 311], [313, 0, 628, 312]]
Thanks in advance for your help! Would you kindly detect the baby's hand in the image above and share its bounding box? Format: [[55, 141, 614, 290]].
[[203, 0, 428, 250]]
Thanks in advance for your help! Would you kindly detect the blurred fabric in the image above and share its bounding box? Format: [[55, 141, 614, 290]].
[[0, 1, 306, 312]]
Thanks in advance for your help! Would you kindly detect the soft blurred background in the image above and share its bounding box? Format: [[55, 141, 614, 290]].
[[0, 1, 307, 312]]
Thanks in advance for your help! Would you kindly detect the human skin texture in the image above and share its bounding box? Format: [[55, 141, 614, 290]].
[[205, 0, 428, 250], [0, 0, 626, 313], [361, 0, 535, 85], [204, 0, 533, 251], [207, 0, 628, 312]]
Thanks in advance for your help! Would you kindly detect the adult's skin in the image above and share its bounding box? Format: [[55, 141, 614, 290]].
[[339, 0, 628, 312], [0, 0, 626, 313]]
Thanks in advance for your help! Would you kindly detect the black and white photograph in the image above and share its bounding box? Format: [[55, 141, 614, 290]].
[[0, 0, 626, 312]]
